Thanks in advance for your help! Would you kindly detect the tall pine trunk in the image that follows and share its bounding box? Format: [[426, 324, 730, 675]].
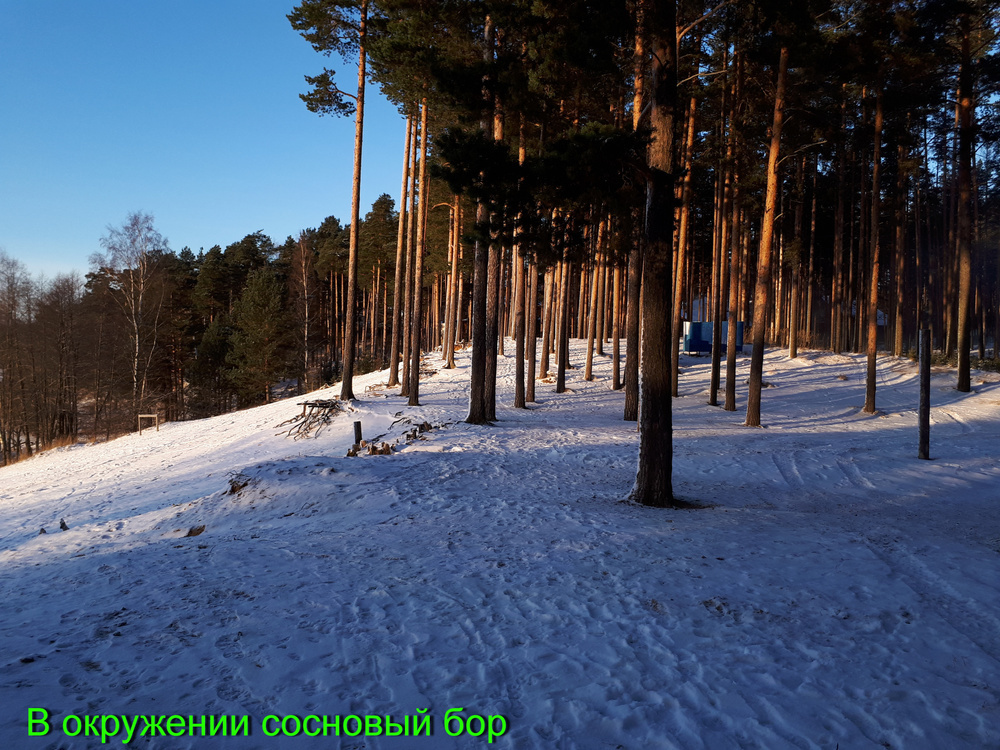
[[466, 15, 494, 425], [724, 55, 742, 412], [956, 13, 973, 392], [400, 118, 418, 397], [893, 142, 907, 357], [526, 258, 538, 402], [672, 93, 697, 398], [623, 0, 645, 421], [612, 261, 622, 390], [513, 119, 528, 407], [408, 99, 430, 406], [709, 61, 728, 405], [444, 195, 460, 369], [864, 86, 884, 414], [745, 46, 789, 428], [484, 95, 504, 421], [556, 258, 571, 394], [339, 0, 367, 401], [388, 113, 414, 387], [540, 266, 553, 378], [789, 156, 805, 360], [631, 0, 677, 507]]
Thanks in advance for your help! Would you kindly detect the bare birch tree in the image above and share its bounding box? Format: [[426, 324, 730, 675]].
[[90, 212, 168, 418]]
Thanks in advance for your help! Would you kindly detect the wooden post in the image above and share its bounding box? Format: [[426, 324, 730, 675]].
[[138, 414, 159, 435], [353, 420, 363, 445], [919, 328, 930, 460]]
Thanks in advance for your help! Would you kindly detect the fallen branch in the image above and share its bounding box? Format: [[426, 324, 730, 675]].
[[277, 399, 346, 440]]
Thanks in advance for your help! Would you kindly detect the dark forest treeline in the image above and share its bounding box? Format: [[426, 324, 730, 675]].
[[0, 196, 458, 466], [3, 0, 999, 509]]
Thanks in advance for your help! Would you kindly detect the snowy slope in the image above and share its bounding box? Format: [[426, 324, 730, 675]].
[[1, 343, 998, 749]]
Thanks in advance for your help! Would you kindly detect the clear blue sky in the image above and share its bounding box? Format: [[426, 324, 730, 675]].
[[0, 0, 407, 278]]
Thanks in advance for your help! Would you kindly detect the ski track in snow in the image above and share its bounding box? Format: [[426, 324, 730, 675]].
[[1, 344, 999, 749]]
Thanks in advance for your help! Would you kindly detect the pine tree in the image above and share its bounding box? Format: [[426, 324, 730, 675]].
[[631, 0, 678, 507], [227, 269, 289, 406], [290, 0, 370, 401], [745, 46, 789, 428]]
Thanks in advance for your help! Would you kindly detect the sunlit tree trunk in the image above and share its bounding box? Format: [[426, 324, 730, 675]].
[[956, 13, 973, 392], [555, 258, 571, 394], [400, 113, 418, 396], [806, 160, 817, 346], [893, 142, 907, 357], [444, 195, 460, 369], [724, 55, 741, 411], [585, 242, 602, 381], [526, 257, 538, 402], [631, 0, 677, 507], [745, 47, 788, 428], [513, 119, 528, 407], [789, 156, 805, 360], [864, 86, 884, 414], [709, 58, 727, 404], [295, 233, 314, 391], [672, 93, 697, 398], [612, 261, 622, 390], [540, 266, 554, 379], [339, 0, 367, 401], [408, 99, 429, 406], [388, 113, 414, 387]]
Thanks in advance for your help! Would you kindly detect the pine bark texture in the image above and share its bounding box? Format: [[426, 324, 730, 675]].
[[631, 0, 677, 508], [466, 15, 494, 425], [864, 87, 883, 414], [339, 0, 367, 401], [387, 113, 413, 388], [745, 46, 789, 428], [408, 99, 429, 406], [956, 13, 973, 393]]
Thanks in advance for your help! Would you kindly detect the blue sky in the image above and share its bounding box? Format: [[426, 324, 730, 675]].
[[0, 0, 407, 278]]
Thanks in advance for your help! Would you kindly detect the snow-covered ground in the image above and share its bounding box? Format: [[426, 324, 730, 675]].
[[1, 342, 998, 749]]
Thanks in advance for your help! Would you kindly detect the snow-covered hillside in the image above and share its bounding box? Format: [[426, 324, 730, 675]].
[[1, 343, 998, 749]]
